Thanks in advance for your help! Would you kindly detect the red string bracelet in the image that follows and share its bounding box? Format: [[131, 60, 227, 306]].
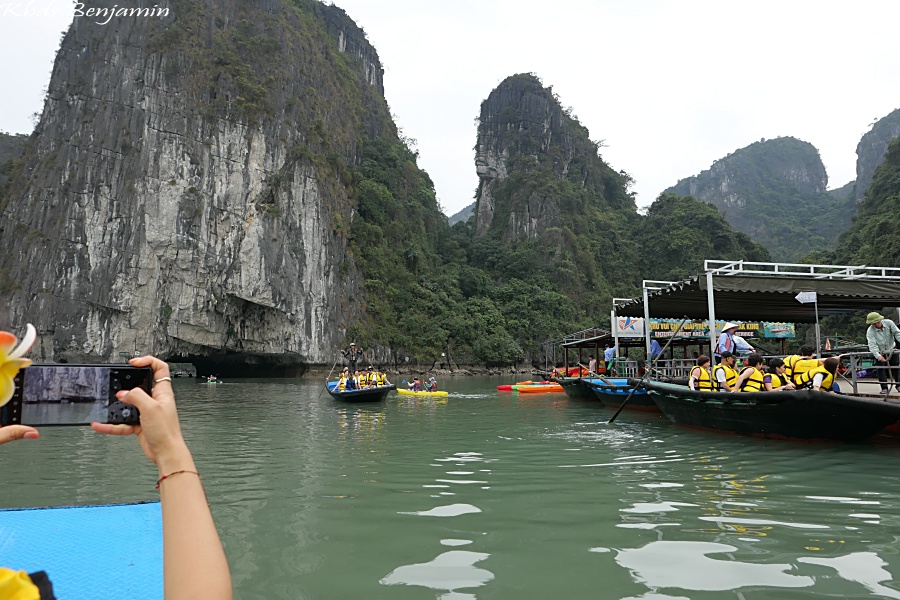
[[156, 470, 201, 489]]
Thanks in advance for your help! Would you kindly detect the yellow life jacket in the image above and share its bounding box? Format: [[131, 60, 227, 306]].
[[765, 372, 787, 390], [0, 568, 40, 600], [376, 372, 386, 386], [739, 366, 766, 392], [796, 366, 835, 391], [690, 366, 714, 391], [337, 376, 347, 391], [785, 356, 819, 385], [713, 364, 738, 391]]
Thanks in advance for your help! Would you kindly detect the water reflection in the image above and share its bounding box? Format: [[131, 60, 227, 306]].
[[615, 540, 814, 591], [380, 550, 494, 597], [798, 552, 900, 599]]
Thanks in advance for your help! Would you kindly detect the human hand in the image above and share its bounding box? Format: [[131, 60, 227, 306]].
[[0, 425, 39, 444], [91, 355, 192, 474]]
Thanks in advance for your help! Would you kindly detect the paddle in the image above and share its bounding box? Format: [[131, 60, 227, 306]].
[[318, 353, 342, 399], [608, 315, 689, 424]]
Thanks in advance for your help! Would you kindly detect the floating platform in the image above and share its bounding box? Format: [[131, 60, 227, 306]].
[[0, 501, 163, 599]]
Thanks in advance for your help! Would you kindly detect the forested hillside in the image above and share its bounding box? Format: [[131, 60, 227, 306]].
[[666, 137, 855, 261]]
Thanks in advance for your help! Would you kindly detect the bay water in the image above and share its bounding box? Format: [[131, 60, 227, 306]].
[[3, 376, 900, 599]]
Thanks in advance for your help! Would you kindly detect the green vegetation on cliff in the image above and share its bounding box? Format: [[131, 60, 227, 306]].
[[666, 137, 854, 261], [637, 194, 770, 280], [0, 133, 28, 204], [831, 137, 900, 266]]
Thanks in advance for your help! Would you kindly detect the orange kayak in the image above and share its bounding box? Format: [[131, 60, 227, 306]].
[[516, 384, 564, 393]]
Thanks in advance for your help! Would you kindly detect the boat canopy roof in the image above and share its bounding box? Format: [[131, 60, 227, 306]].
[[616, 260, 900, 323]]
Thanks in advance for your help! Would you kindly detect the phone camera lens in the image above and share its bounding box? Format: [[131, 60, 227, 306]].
[[121, 408, 132, 418]]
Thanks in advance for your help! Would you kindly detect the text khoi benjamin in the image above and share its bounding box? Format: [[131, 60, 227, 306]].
[[73, 3, 170, 25]]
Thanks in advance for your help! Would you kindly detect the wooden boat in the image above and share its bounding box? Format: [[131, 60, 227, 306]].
[[639, 379, 900, 442], [587, 378, 659, 412], [397, 388, 449, 397], [325, 381, 396, 402], [558, 377, 605, 400]]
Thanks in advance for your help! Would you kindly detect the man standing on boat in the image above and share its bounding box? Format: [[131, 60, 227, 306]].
[[342, 342, 364, 374], [865, 312, 900, 394]]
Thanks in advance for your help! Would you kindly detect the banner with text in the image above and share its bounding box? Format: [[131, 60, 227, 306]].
[[615, 318, 795, 339]]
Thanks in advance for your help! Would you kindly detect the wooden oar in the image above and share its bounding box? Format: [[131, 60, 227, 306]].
[[608, 316, 689, 424]]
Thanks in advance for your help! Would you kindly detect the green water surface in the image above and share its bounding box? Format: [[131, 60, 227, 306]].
[[3, 376, 900, 599]]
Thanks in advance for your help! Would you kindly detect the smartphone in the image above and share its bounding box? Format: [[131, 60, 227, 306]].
[[2, 364, 153, 427]]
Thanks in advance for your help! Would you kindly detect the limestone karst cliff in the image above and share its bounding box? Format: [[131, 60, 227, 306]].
[[471, 73, 642, 306], [0, 0, 430, 373], [665, 137, 854, 261], [855, 108, 900, 203]]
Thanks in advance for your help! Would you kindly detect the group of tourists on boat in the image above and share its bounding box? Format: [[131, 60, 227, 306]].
[[689, 346, 841, 393], [335, 366, 392, 391]]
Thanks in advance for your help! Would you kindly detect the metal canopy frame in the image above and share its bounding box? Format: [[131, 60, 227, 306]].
[[613, 260, 900, 360]]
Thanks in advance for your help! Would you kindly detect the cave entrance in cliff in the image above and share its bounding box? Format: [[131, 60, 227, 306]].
[[172, 354, 308, 378]]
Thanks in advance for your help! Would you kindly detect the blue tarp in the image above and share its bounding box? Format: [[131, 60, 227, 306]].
[[0, 501, 162, 599]]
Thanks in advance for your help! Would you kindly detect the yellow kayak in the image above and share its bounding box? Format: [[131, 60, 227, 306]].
[[397, 389, 449, 397]]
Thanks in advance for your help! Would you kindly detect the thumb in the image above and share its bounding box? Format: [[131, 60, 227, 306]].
[[116, 386, 153, 411]]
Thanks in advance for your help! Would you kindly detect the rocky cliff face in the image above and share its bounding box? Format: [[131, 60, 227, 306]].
[[668, 137, 828, 209], [473, 73, 634, 241], [665, 137, 854, 261], [0, 0, 396, 374], [855, 108, 900, 202]]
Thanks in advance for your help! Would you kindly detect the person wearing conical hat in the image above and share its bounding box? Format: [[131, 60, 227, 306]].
[[715, 322, 754, 360], [865, 312, 900, 394]]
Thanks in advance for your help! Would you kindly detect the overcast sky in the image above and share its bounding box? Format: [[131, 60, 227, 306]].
[[3, 1, 900, 216]]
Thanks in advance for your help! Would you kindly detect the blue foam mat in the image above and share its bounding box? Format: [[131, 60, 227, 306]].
[[0, 501, 162, 600]]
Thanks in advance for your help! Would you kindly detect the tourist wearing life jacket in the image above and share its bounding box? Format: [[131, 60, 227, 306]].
[[733, 353, 766, 392], [407, 377, 422, 391], [784, 345, 821, 385], [364, 366, 377, 387], [688, 355, 714, 391], [426, 377, 438, 392], [796, 357, 840, 392], [763, 358, 796, 391], [713, 351, 739, 392], [375, 370, 389, 386]]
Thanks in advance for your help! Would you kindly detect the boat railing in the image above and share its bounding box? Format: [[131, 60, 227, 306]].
[[605, 358, 694, 380]]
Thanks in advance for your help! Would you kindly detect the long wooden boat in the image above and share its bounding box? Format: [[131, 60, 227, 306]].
[[326, 381, 396, 402], [587, 378, 659, 412], [558, 377, 604, 400], [639, 379, 900, 442]]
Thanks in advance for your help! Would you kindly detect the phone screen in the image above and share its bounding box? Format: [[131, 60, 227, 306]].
[[5, 364, 152, 426]]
